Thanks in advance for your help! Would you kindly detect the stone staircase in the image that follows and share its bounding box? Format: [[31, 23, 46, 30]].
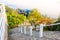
[[8, 28, 60, 40]]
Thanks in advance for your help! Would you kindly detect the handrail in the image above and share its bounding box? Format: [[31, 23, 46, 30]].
[[0, 3, 8, 40], [44, 23, 60, 26]]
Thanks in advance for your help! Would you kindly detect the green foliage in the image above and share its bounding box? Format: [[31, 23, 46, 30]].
[[56, 25, 60, 31], [5, 6, 12, 13], [6, 10, 26, 28], [28, 9, 43, 25], [0, 4, 2, 6]]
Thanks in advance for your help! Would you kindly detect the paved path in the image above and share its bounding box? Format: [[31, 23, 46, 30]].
[[8, 28, 60, 40]]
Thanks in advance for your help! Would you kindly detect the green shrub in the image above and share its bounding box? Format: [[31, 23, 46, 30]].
[[44, 25, 57, 31], [6, 12, 26, 28], [56, 25, 60, 31], [53, 21, 60, 31]]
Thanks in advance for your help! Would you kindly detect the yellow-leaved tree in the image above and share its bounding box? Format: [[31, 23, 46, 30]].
[[28, 9, 43, 25]]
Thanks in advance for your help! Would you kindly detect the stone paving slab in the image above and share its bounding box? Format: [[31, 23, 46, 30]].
[[8, 28, 60, 40]]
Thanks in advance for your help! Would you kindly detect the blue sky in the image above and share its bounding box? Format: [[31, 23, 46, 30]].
[[0, 0, 60, 19]]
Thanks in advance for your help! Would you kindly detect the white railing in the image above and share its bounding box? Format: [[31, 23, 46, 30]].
[[19, 24, 43, 37], [19, 23, 60, 37], [0, 3, 7, 40], [44, 23, 60, 26]]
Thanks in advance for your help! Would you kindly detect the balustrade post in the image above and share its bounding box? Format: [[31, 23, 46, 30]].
[[39, 24, 43, 37], [24, 26, 26, 34], [20, 26, 23, 33], [29, 26, 32, 36]]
